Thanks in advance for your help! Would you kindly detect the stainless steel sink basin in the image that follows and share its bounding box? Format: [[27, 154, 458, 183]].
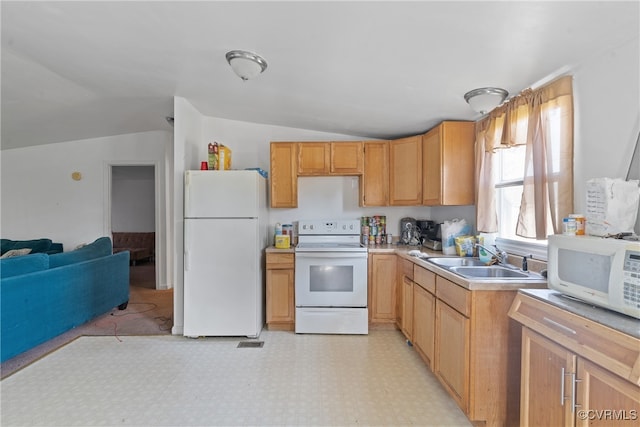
[[449, 266, 530, 279], [426, 257, 488, 267]]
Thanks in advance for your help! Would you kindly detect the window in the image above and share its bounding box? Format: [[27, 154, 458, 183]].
[[475, 76, 574, 261], [492, 145, 550, 260], [494, 144, 527, 242]]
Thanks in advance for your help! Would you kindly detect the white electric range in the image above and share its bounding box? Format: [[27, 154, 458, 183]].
[[294, 219, 368, 334]]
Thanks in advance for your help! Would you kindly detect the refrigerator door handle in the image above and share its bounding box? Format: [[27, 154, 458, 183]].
[[184, 250, 190, 271]]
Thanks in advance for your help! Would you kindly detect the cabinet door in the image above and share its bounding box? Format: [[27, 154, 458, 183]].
[[422, 126, 442, 205], [435, 299, 470, 413], [298, 142, 329, 175], [520, 327, 576, 427], [369, 254, 397, 322], [401, 276, 413, 341], [266, 268, 295, 324], [270, 142, 298, 208], [422, 121, 475, 206], [576, 358, 640, 427], [413, 283, 435, 369], [389, 135, 422, 205], [331, 141, 363, 175], [440, 121, 475, 205], [360, 141, 389, 206], [396, 259, 414, 329]]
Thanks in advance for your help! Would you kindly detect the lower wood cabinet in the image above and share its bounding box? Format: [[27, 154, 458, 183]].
[[412, 266, 436, 368], [510, 293, 640, 427], [396, 258, 414, 336], [368, 253, 397, 323], [435, 293, 470, 412], [410, 269, 523, 426], [401, 275, 413, 340], [265, 252, 295, 331], [577, 358, 640, 427]]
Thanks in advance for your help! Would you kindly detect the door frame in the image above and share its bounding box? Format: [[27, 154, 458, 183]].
[[103, 161, 164, 290]]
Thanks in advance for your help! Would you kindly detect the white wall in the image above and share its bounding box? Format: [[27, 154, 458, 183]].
[[112, 166, 155, 232], [2, 35, 636, 335], [0, 130, 171, 288], [573, 37, 640, 234], [169, 105, 476, 334], [172, 97, 204, 335], [196, 115, 476, 236]]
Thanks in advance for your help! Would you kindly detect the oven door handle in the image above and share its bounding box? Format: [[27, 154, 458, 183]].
[[295, 252, 368, 259]]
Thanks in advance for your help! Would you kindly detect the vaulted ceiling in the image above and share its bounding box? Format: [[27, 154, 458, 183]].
[[2, 1, 638, 150]]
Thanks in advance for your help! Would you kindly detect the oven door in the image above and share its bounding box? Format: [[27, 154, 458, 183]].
[[295, 251, 368, 307]]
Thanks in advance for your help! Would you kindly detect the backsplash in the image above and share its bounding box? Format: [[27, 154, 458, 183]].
[[507, 254, 547, 274]]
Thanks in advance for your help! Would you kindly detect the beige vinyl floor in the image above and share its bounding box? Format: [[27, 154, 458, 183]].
[[1, 329, 471, 426]]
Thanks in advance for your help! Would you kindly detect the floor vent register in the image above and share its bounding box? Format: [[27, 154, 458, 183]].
[[237, 341, 264, 348]]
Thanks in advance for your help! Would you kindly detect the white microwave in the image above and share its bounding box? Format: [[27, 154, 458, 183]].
[[548, 234, 640, 319]]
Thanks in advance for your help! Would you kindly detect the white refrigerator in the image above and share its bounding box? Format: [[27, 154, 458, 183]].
[[183, 170, 269, 338]]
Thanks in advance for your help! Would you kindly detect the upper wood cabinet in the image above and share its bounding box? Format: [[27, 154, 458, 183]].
[[330, 141, 363, 175], [422, 121, 475, 206], [360, 141, 389, 207], [298, 142, 330, 175], [270, 142, 298, 208], [389, 135, 422, 205]]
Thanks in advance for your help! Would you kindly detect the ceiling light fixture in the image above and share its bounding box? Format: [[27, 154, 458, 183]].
[[464, 87, 509, 114], [225, 50, 268, 81]]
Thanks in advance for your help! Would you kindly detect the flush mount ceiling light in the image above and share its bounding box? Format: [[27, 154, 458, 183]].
[[225, 50, 268, 81], [464, 87, 509, 114]]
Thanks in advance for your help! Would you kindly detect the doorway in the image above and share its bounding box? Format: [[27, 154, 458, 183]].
[[111, 165, 158, 289]]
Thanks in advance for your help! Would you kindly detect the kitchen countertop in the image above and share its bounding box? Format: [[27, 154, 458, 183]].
[[394, 247, 547, 291], [265, 246, 295, 253], [518, 288, 640, 339], [267, 243, 547, 291]]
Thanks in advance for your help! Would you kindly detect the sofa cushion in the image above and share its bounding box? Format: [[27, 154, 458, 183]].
[[48, 237, 113, 268], [46, 243, 64, 255], [0, 253, 49, 278], [0, 248, 32, 259], [1, 238, 52, 255]]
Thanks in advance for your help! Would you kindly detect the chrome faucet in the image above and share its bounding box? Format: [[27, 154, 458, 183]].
[[475, 243, 509, 265]]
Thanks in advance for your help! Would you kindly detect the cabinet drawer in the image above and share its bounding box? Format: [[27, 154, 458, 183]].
[[266, 253, 295, 269], [399, 258, 414, 280], [436, 276, 470, 317], [509, 293, 640, 386], [414, 265, 435, 294]]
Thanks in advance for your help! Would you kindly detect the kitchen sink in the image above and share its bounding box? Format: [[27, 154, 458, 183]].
[[426, 257, 488, 267], [449, 266, 530, 279]]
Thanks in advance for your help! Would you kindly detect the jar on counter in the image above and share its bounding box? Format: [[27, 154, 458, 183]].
[[569, 214, 585, 235], [562, 217, 577, 235]]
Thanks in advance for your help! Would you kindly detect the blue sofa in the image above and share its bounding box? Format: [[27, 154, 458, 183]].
[[1, 238, 63, 256], [0, 237, 130, 362]]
